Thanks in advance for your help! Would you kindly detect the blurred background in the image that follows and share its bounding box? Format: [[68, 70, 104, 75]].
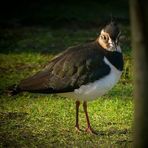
[[0, 0, 129, 28], [0, 0, 130, 53]]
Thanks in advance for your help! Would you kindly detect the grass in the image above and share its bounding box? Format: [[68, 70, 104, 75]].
[[0, 25, 133, 147]]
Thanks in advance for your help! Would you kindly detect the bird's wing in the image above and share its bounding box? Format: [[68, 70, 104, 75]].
[[19, 42, 111, 93]]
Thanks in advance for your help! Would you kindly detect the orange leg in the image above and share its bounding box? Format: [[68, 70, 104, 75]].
[[75, 100, 80, 131], [83, 101, 93, 133]]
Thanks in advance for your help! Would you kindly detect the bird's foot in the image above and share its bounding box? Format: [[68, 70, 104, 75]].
[[85, 127, 93, 133], [75, 125, 81, 133], [85, 127, 97, 134]]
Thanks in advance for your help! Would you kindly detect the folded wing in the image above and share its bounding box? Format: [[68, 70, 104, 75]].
[[19, 42, 111, 93]]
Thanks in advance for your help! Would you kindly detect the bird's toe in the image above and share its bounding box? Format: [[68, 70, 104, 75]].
[[75, 125, 81, 133]]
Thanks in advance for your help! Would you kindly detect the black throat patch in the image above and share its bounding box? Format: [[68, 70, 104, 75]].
[[105, 51, 124, 71]]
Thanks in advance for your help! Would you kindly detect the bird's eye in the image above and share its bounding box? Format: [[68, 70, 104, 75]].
[[103, 36, 106, 40], [101, 35, 107, 41]]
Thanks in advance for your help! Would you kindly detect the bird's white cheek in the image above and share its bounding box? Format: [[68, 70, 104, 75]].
[[108, 38, 112, 44], [108, 38, 114, 49]]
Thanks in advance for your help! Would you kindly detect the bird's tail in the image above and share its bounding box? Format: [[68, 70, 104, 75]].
[[5, 84, 21, 96]]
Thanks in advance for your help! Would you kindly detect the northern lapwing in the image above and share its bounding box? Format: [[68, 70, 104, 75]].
[[7, 22, 124, 133]]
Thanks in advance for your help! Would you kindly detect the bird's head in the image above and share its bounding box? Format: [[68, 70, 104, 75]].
[[97, 22, 121, 52]]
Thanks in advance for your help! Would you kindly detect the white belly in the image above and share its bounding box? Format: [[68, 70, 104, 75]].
[[59, 57, 122, 101]]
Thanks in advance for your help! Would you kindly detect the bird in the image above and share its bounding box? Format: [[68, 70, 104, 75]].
[[7, 21, 124, 133]]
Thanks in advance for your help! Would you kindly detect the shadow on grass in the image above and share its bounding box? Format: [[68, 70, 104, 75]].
[[0, 112, 40, 147], [95, 128, 130, 136], [0, 120, 132, 147], [0, 111, 28, 120]]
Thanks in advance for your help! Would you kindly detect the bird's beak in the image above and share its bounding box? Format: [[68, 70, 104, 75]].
[[116, 31, 121, 45], [114, 41, 118, 51], [110, 40, 117, 51]]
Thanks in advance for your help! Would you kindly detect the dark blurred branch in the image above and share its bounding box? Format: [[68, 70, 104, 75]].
[[130, 0, 148, 147]]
